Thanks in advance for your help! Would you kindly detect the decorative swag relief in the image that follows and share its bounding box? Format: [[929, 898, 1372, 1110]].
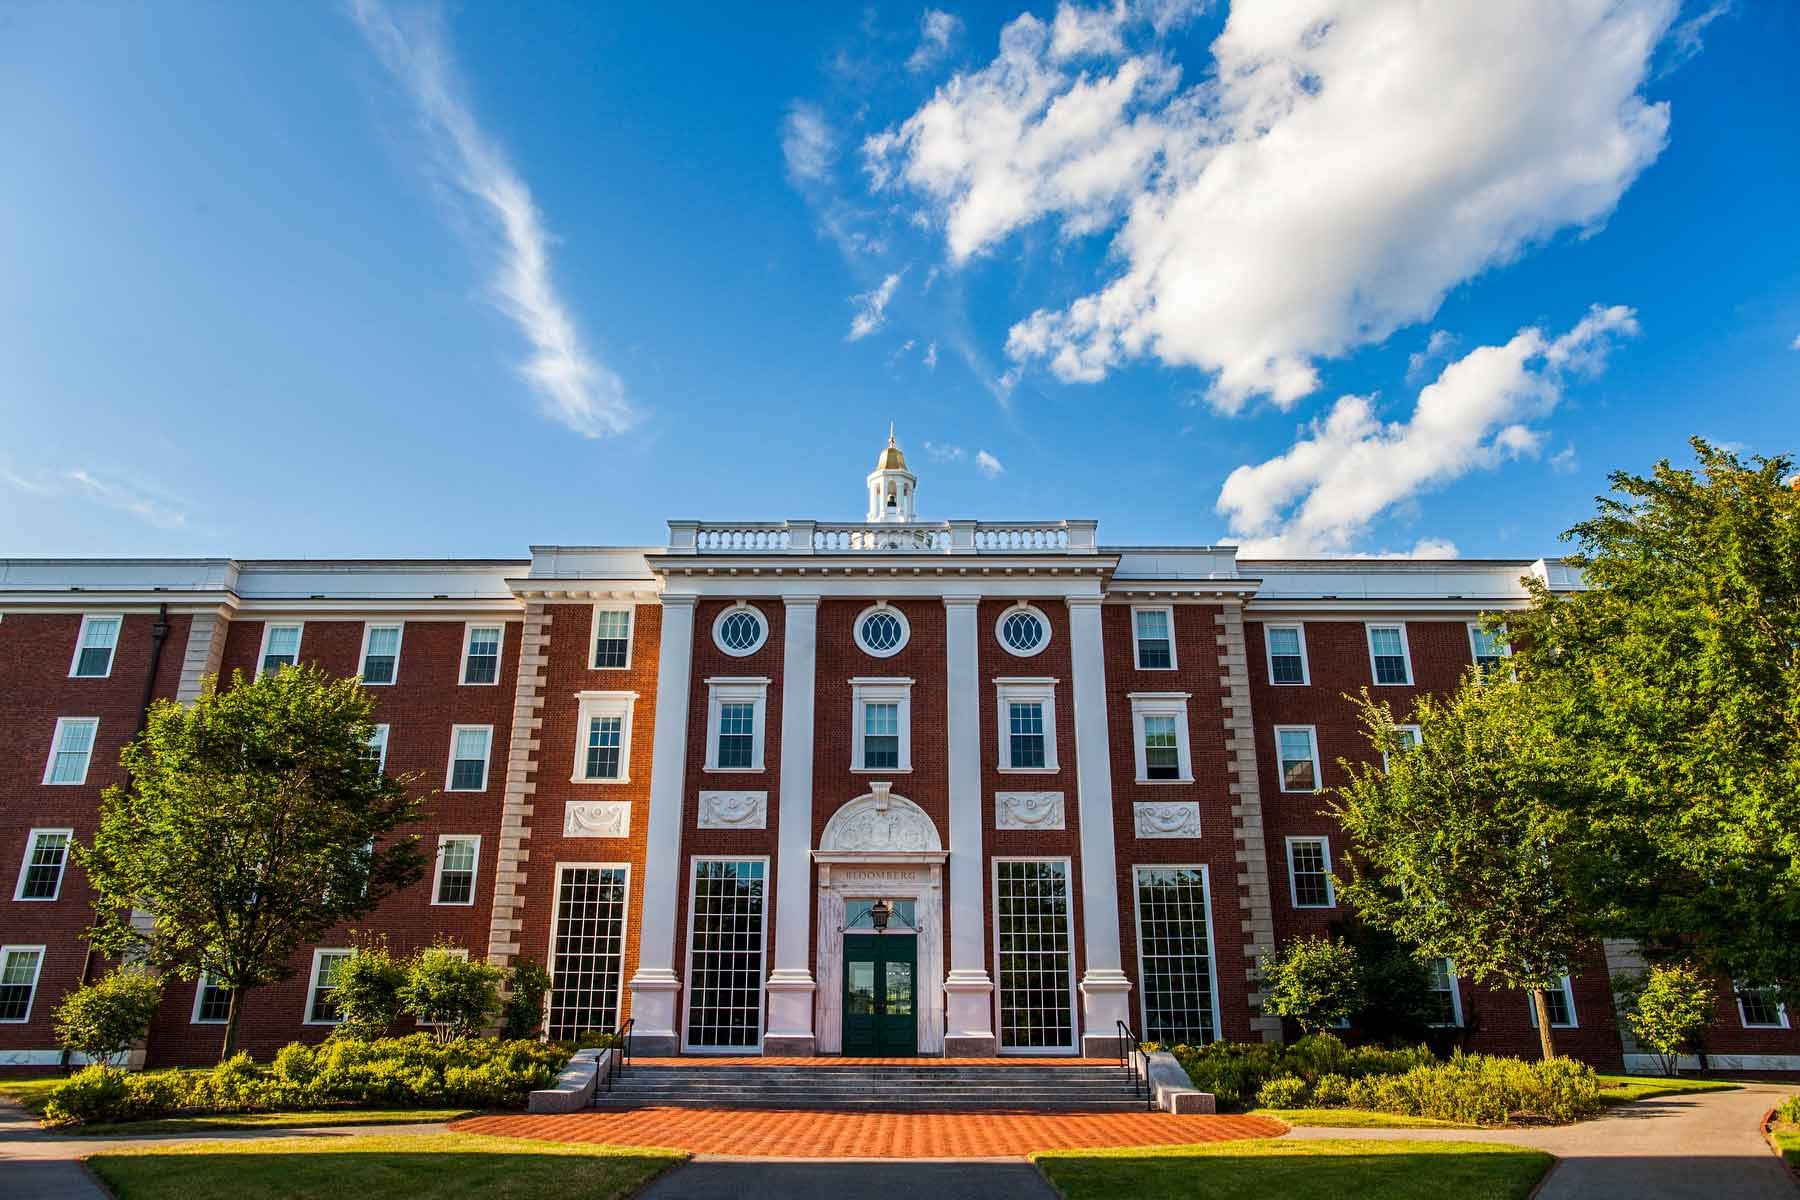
[[563, 800, 631, 839], [1133, 800, 1201, 839], [994, 791, 1065, 830], [698, 790, 768, 829]]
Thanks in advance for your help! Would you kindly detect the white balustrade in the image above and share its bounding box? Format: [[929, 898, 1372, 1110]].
[[676, 520, 1094, 554]]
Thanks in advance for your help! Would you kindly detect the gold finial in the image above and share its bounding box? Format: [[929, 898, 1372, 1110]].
[[876, 423, 908, 471]]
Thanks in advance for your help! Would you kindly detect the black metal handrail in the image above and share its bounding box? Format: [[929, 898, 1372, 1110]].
[[1117, 1020, 1154, 1110], [603, 1016, 634, 1093]]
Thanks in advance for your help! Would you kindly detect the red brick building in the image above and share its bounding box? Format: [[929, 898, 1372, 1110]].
[[2, 436, 1793, 1071]]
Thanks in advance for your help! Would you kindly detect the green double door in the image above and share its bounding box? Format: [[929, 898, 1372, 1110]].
[[842, 933, 918, 1056]]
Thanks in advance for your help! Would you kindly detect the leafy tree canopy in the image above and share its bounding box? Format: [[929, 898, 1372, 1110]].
[[1260, 935, 1365, 1034]]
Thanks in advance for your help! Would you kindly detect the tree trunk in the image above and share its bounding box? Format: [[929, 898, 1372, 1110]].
[[1531, 988, 1557, 1060], [221, 987, 244, 1062]]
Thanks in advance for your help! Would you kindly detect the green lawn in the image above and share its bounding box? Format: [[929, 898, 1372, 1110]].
[[1034, 1138, 1551, 1200], [0, 1074, 66, 1115], [87, 1133, 686, 1200], [1772, 1127, 1799, 1167], [77, 1108, 474, 1136], [1594, 1073, 1741, 1106], [1254, 1107, 1471, 1129]]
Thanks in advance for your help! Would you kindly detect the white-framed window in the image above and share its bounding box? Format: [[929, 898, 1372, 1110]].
[[1129, 693, 1193, 783], [1264, 624, 1309, 685], [853, 603, 911, 659], [1132, 606, 1176, 670], [705, 677, 769, 772], [257, 622, 303, 678], [460, 624, 504, 686], [992, 858, 1078, 1052], [14, 829, 73, 901], [304, 948, 351, 1024], [1274, 725, 1320, 793], [995, 678, 1058, 772], [591, 606, 634, 670], [1427, 958, 1463, 1028], [682, 856, 769, 1052], [1383, 724, 1422, 770], [1469, 623, 1511, 675], [1285, 835, 1335, 908], [573, 691, 638, 783], [357, 622, 403, 686], [851, 677, 913, 772], [70, 615, 123, 679], [192, 971, 232, 1024], [545, 863, 631, 1041], [1526, 975, 1578, 1029], [44, 718, 99, 786], [432, 835, 480, 906], [445, 724, 493, 792], [0, 946, 46, 1023], [1133, 864, 1222, 1045], [1735, 983, 1790, 1030], [713, 603, 769, 658], [362, 724, 390, 772], [995, 603, 1052, 658], [1366, 623, 1413, 686]]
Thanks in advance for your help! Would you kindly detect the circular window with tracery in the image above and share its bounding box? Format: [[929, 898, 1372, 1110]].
[[854, 604, 910, 658], [713, 605, 769, 657], [996, 604, 1051, 657]]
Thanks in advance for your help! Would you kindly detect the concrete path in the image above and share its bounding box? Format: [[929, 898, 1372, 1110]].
[[1283, 1081, 1795, 1199], [640, 1160, 1057, 1199]]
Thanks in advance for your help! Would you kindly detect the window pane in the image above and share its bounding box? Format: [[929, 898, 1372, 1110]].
[[1427, 959, 1460, 1026], [1134, 611, 1172, 669], [593, 610, 630, 667], [718, 610, 765, 653], [1008, 701, 1046, 768], [1143, 714, 1180, 779], [50, 721, 96, 784], [1277, 729, 1316, 791], [1135, 867, 1216, 1044], [0, 950, 42, 1021], [1267, 627, 1300, 657], [1738, 985, 1785, 1027], [1268, 628, 1305, 684], [263, 626, 300, 672], [437, 839, 476, 904], [684, 859, 766, 1049], [1289, 840, 1331, 907], [1001, 610, 1046, 654], [196, 975, 233, 1023], [547, 866, 629, 1040], [21, 833, 69, 899], [1370, 628, 1409, 683], [586, 716, 623, 779], [717, 702, 755, 769], [995, 861, 1074, 1049], [310, 952, 348, 1022], [859, 611, 905, 653]]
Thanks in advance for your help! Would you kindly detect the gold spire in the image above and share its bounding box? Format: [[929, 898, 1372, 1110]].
[[876, 422, 909, 471]]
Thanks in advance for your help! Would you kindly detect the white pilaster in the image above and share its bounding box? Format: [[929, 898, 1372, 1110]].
[[942, 594, 996, 1055], [764, 595, 820, 1055], [1067, 594, 1132, 1056], [627, 594, 696, 1055]]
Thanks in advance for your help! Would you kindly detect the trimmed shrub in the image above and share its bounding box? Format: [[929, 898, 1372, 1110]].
[[400, 947, 504, 1040], [54, 968, 164, 1065], [1167, 1040, 1284, 1110], [331, 941, 408, 1041], [1256, 1075, 1310, 1108], [1614, 962, 1714, 1077], [1311, 1073, 1352, 1107], [1260, 937, 1365, 1033], [1335, 1052, 1600, 1125]]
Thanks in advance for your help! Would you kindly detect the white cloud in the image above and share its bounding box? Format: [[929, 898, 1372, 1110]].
[[923, 440, 967, 462], [923, 341, 939, 369], [5, 465, 190, 530], [848, 271, 904, 340], [1790, 333, 1800, 350], [907, 9, 965, 72], [1406, 330, 1459, 384], [1664, 2, 1729, 72], [781, 100, 836, 184], [976, 449, 1005, 477], [1216, 305, 1638, 556], [873, 0, 1677, 413], [1551, 445, 1580, 474], [351, 0, 633, 438]]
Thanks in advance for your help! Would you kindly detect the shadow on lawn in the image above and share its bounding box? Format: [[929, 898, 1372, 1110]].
[[1035, 1146, 1553, 1200]]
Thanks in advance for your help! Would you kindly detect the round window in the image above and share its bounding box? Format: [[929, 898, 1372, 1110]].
[[997, 605, 1051, 657], [713, 605, 769, 657], [854, 605, 910, 658]]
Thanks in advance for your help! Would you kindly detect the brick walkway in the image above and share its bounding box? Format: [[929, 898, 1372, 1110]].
[[449, 1107, 1286, 1158]]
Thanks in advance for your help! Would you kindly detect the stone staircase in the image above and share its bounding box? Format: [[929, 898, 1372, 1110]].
[[594, 1062, 1151, 1112]]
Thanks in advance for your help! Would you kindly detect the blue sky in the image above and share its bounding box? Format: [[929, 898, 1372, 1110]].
[[1, 1, 1795, 560]]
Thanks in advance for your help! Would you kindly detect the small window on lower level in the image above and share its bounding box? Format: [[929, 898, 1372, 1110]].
[[193, 972, 232, 1024], [1285, 836, 1335, 908], [1736, 983, 1789, 1029], [0, 946, 46, 1022], [1526, 975, 1577, 1029], [15, 829, 72, 901], [306, 949, 351, 1023], [433, 837, 480, 906]]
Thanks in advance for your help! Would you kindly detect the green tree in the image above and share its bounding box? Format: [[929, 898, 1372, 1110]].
[[1329, 678, 1591, 1059], [1614, 962, 1714, 1077], [501, 957, 553, 1041], [1335, 923, 1441, 1046], [401, 944, 505, 1041], [331, 937, 409, 1041], [1261, 935, 1365, 1034], [75, 666, 428, 1059], [1506, 439, 1800, 1006], [53, 968, 164, 1066]]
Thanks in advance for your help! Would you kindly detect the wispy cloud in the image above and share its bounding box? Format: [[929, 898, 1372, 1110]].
[[1790, 333, 1800, 350], [848, 271, 903, 340], [907, 9, 964, 72], [4, 465, 191, 530], [923, 341, 938, 370], [976, 450, 1005, 478], [781, 100, 836, 184], [1662, 1, 1729, 74], [350, 0, 634, 439], [923, 440, 966, 462]]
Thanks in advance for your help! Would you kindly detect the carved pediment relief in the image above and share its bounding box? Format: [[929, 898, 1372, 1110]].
[[819, 781, 942, 853]]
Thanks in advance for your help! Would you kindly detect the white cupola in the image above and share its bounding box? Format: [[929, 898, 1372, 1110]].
[[866, 424, 918, 523]]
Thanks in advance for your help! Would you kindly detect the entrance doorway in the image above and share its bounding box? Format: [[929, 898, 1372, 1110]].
[[842, 933, 918, 1057]]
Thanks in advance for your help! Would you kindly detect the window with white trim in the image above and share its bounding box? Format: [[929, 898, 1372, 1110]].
[[1285, 836, 1335, 908], [546, 864, 630, 1041], [461, 624, 503, 685], [14, 829, 72, 901], [1383, 724, 1422, 770], [994, 859, 1076, 1051], [305, 949, 351, 1023], [704, 678, 769, 772], [573, 692, 638, 783], [1367, 624, 1413, 686], [591, 607, 633, 669], [995, 604, 1051, 657], [192, 972, 232, 1024], [1735, 983, 1789, 1029], [1469, 624, 1511, 675], [433, 836, 480, 906], [1427, 958, 1463, 1027], [0, 946, 45, 1022], [682, 857, 768, 1051], [446, 725, 492, 792], [1274, 725, 1320, 793], [1132, 607, 1175, 670], [713, 604, 769, 657], [70, 615, 122, 678], [1133, 866, 1219, 1045], [258, 623, 302, 677], [851, 678, 913, 772], [1264, 625, 1308, 685], [1526, 975, 1578, 1029], [1129, 693, 1193, 782], [995, 678, 1058, 772], [44, 718, 99, 785], [854, 604, 910, 659], [362, 724, 389, 772], [359, 623, 402, 685]]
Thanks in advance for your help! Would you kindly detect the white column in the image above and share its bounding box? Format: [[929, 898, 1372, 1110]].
[[942, 594, 997, 1055], [764, 595, 819, 1055], [627, 593, 696, 1055], [1067, 594, 1133, 1056]]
